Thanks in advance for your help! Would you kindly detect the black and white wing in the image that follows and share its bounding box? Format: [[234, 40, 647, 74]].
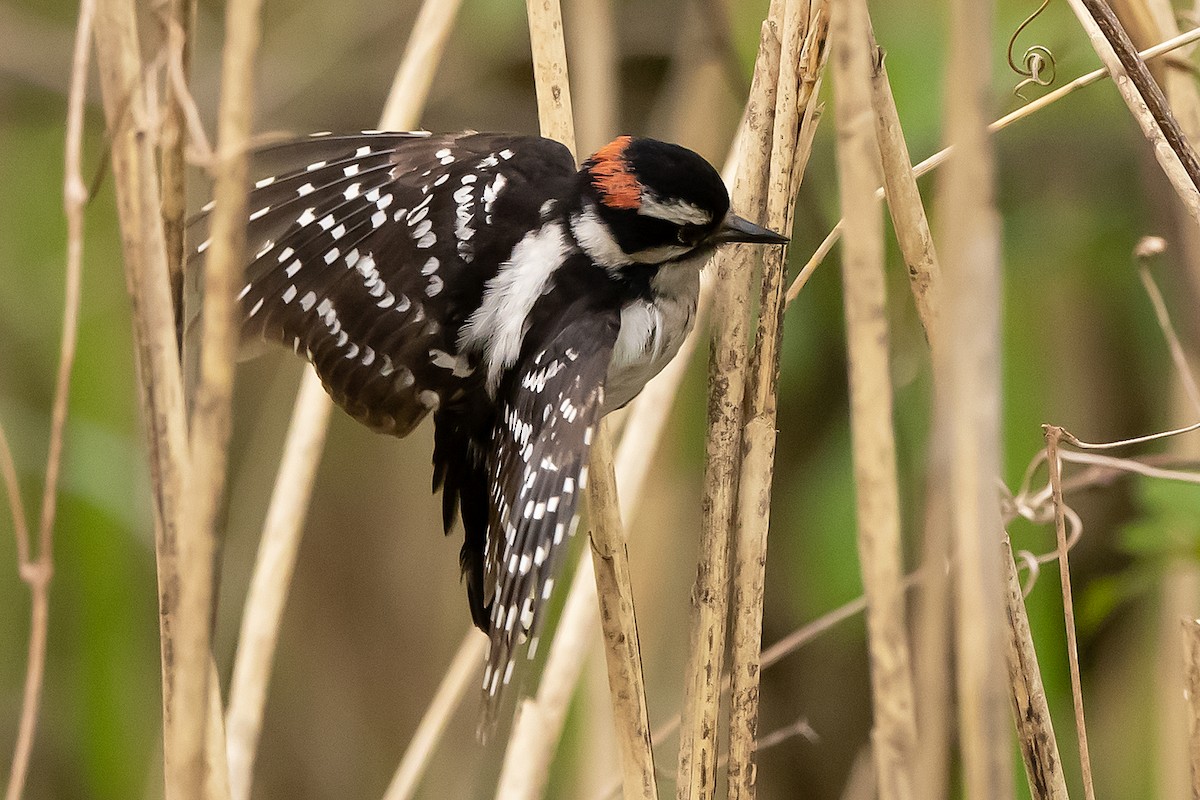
[[187, 131, 577, 437], [481, 307, 620, 704]]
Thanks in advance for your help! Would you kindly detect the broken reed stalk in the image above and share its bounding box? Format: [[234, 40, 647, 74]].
[[1065, 0, 1200, 225], [1184, 618, 1200, 798], [4, 4, 94, 799], [173, 0, 265, 793], [93, 0, 192, 795], [677, 4, 782, 796], [1043, 427, 1097, 800], [727, 0, 828, 796], [937, 0, 1013, 795], [829, 1, 917, 798], [224, 2, 466, 796], [1003, 541, 1069, 800]]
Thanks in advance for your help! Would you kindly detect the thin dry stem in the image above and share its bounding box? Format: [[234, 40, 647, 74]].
[[380, 0, 464, 130], [1066, 0, 1200, 225], [382, 634, 486, 800], [226, 376, 333, 800], [564, 0, 618, 154], [93, 0, 191, 794], [5, 3, 93, 798], [830, 1, 917, 797], [1137, 255, 1200, 416], [588, 426, 658, 800], [938, 0, 1013, 795], [784, 24, 1200, 308], [1183, 618, 1200, 797], [1043, 427, 1097, 800], [1003, 541, 1069, 800], [727, 1, 827, 796], [225, 2, 465, 795], [678, 9, 782, 797], [175, 0, 265, 793]]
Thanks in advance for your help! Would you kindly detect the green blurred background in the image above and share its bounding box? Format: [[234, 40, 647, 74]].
[[2, 0, 1199, 797]]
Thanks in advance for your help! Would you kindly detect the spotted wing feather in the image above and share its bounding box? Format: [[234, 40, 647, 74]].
[[481, 309, 619, 707], [188, 131, 576, 438]]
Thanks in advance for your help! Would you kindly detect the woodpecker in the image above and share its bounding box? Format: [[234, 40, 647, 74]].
[[189, 131, 786, 709]]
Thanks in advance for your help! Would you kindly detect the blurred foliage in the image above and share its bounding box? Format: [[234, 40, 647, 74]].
[[1, 0, 1199, 798]]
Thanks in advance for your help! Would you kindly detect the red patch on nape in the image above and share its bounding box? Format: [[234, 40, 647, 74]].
[[588, 136, 641, 210]]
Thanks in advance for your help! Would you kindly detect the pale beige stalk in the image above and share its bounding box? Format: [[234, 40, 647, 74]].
[[175, 0, 266, 793], [937, 0, 1013, 796], [830, 1, 916, 797], [93, 0, 191, 794]]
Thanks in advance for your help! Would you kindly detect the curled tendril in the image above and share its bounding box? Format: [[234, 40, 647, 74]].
[[1008, 0, 1058, 100]]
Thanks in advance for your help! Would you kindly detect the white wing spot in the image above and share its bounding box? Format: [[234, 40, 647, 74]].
[[306, 160, 327, 171], [282, 285, 297, 303], [297, 183, 314, 196], [248, 298, 264, 317], [344, 183, 361, 200], [296, 208, 316, 226], [285, 260, 301, 278], [427, 275, 443, 296], [300, 291, 316, 311], [255, 175, 276, 188]]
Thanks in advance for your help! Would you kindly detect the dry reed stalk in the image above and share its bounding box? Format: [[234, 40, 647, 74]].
[[382, 634, 486, 800], [1184, 618, 1200, 797], [677, 6, 782, 796], [224, 2, 465, 796], [1043, 427, 1097, 800], [829, 1, 917, 798], [380, 0, 464, 131], [173, 0, 265, 793], [1002, 542, 1069, 800], [866, 31, 941, 352], [784, 24, 1200, 308], [588, 426, 658, 800], [159, 0, 195, 308], [727, 1, 827, 796], [93, 0, 192, 794], [4, 7, 93, 800], [937, 0, 1012, 796], [1065, 0, 1200, 225], [564, 0, 618, 155]]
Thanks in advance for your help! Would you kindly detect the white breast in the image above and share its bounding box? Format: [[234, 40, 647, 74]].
[[603, 260, 701, 412]]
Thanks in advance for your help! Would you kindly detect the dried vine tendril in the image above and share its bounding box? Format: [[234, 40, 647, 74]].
[[1008, 0, 1058, 100]]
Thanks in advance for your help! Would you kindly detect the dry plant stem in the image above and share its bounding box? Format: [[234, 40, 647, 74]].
[[176, 0, 265, 794], [226, 376, 333, 800], [380, 0, 463, 129], [525, 0, 577, 155], [588, 426, 658, 800], [678, 11, 781, 798], [1043, 427, 1097, 800], [564, 0, 618, 154], [1066, 0, 1200, 225], [783, 24, 1200, 309], [93, 0, 192, 794], [1183, 618, 1200, 798], [867, 32, 942, 353], [938, 0, 1013, 795], [727, 0, 823, 795], [1137, 260, 1200, 415], [1002, 541, 1069, 800], [224, 2, 464, 796], [382, 634, 486, 800], [830, 1, 917, 798], [3, 3, 93, 799], [159, 0, 195, 308]]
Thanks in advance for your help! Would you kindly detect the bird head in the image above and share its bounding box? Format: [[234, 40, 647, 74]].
[[571, 135, 788, 269]]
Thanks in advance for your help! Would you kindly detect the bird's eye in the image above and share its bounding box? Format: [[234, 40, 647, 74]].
[[677, 225, 704, 246]]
